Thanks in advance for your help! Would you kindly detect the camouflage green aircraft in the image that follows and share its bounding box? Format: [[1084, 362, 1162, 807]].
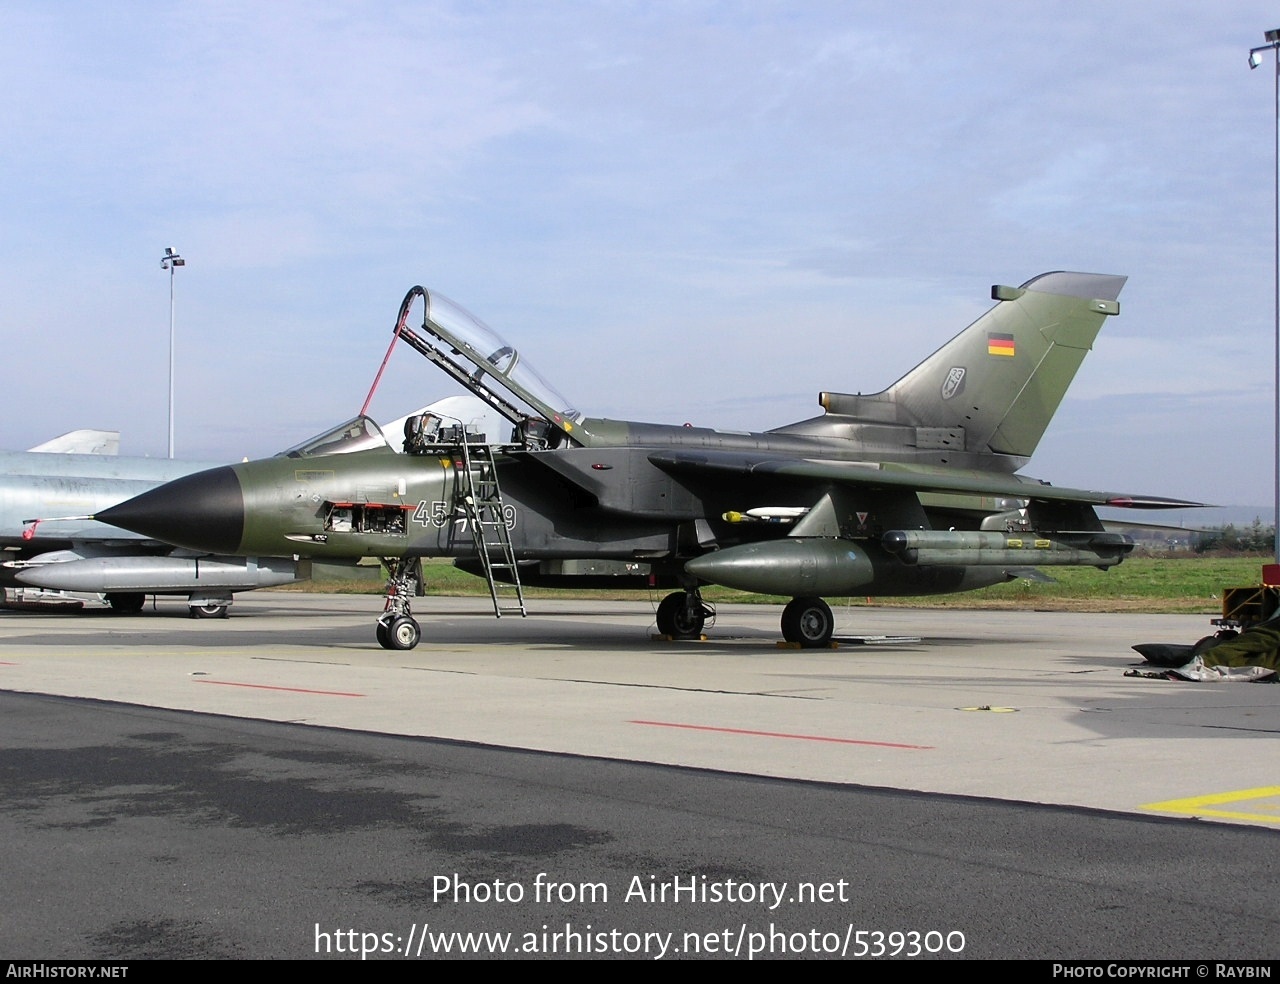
[[98, 272, 1199, 650]]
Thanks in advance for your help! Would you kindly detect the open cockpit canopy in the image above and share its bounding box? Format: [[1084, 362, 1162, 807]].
[[419, 290, 582, 427], [384, 287, 586, 435], [299, 288, 589, 461]]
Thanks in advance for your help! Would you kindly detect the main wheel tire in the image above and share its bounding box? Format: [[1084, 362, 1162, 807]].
[[385, 615, 421, 651], [106, 592, 146, 614], [190, 603, 228, 619], [656, 592, 705, 638], [781, 597, 834, 648]]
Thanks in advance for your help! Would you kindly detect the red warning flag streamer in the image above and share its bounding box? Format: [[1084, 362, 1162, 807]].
[[359, 289, 424, 418], [20, 516, 96, 540]]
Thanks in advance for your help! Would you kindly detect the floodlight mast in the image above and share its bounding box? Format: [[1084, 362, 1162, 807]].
[[1249, 31, 1280, 564], [160, 247, 185, 459]]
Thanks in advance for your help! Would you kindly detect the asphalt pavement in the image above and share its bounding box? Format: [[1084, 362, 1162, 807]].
[[1, 593, 1277, 960]]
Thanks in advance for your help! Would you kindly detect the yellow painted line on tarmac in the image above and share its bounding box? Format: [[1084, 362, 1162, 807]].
[[1140, 786, 1280, 825]]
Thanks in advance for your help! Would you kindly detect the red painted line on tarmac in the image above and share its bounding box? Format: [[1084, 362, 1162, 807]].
[[630, 720, 932, 750], [194, 679, 365, 698], [0, 662, 18, 666]]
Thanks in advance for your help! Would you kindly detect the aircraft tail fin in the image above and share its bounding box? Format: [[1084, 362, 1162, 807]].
[[817, 271, 1124, 462], [27, 429, 121, 455]]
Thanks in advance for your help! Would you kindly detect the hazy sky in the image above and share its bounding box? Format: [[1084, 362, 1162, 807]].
[[2, 2, 1278, 510]]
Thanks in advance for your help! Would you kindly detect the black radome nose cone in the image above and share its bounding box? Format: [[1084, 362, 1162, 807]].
[[98, 466, 245, 553]]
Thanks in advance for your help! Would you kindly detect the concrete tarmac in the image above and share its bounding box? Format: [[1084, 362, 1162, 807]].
[[2, 593, 1277, 826]]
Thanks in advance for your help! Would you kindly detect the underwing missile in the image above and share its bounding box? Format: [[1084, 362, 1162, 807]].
[[881, 529, 1133, 568]]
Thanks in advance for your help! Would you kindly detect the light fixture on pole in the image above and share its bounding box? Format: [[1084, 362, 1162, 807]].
[[1249, 30, 1280, 566], [160, 247, 185, 459]]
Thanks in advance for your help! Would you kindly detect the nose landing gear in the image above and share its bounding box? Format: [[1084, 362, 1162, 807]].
[[377, 558, 422, 650]]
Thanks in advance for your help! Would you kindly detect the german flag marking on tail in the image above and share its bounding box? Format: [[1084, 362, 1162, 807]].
[[987, 332, 1015, 357]]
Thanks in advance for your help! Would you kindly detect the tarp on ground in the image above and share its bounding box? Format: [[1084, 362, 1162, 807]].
[[1132, 619, 1280, 682]]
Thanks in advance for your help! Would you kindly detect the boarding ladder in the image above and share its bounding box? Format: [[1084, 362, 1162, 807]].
[[454, 437, 527, 618]]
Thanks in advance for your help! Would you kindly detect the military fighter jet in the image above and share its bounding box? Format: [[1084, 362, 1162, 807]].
[[97, 272, 1200, 648]]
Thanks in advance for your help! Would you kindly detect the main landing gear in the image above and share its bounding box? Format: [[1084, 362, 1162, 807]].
[[780, 596, 835, 648], [656, 590, 835, 647], [655, 589, 714, 639], [377, 558, 422, 650]]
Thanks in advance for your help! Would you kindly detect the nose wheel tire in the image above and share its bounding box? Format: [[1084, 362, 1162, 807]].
[[781, 597, 834, 648], [656, 591, 707, 639], [190, 604, 229, 619], [378, 615, 421, 650]]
